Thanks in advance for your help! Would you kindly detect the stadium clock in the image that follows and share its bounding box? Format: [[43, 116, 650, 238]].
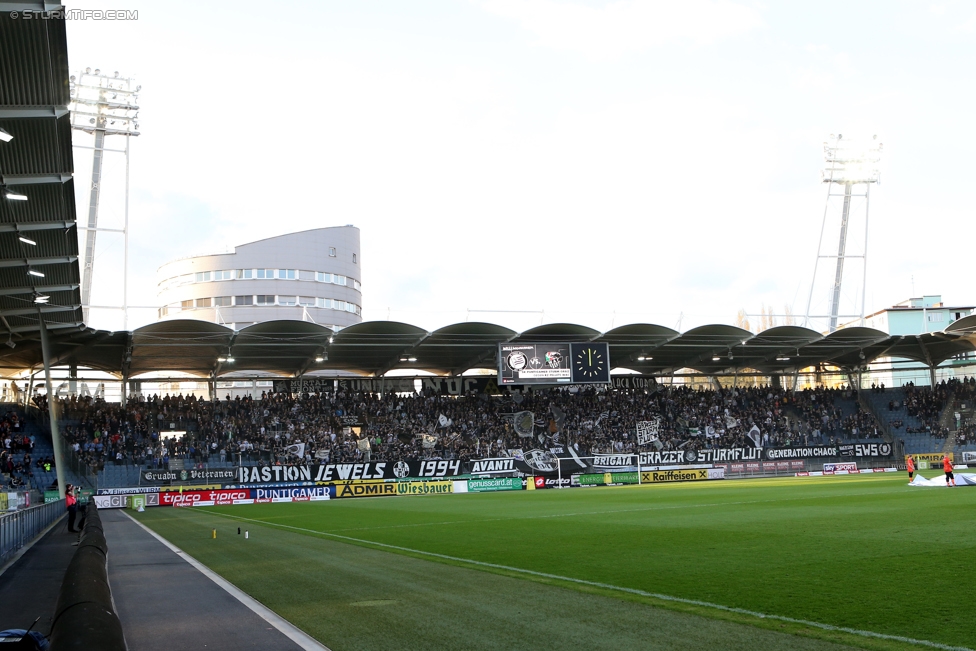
[[570, 343, 610, 383]]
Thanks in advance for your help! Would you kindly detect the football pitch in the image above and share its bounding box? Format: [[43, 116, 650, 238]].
[[134, 472, 974, 651]]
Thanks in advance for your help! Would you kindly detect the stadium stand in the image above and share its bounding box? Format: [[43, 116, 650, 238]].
[[861, 378, 976, 455], [51, 383, 904, 486]]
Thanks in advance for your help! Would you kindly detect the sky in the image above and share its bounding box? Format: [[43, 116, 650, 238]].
[[64, 0, 976, 335]]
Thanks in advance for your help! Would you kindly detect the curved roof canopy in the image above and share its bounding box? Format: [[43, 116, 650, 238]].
[[0, 318, 973, 379]]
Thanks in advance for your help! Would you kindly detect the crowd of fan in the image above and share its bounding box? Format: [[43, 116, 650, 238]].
[[51, 383, 896, 474], [0, 410, 32, 489], [881, 377, 976, 437]]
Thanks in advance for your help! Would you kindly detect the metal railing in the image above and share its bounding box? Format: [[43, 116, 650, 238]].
[[0, 498, 65, 568]]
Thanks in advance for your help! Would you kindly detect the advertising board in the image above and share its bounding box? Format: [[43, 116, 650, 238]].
[[823, 462, 858, 475], [332, 481, 398, 499], [396, 481, 454, 496], [640, 468, 724, 483], [467, 477, 522, 492], [252, 487, 332, 502], [161, 489, 253, 507], [578, 472, 639, 486]]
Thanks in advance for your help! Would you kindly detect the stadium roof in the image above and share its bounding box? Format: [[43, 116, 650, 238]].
[[0, 318, 974, 380], [0, 9, 83, 338]]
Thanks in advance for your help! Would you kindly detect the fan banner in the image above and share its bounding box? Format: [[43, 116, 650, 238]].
[[236, 460, 464, 484], [636, 419, 661, 445]]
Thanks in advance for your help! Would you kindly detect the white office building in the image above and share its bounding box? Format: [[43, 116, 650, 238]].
[[157, 226, 362, 331]]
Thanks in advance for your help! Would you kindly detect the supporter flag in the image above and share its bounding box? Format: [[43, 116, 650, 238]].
[[726, 416, 739, 429], [356, 438, 370, 452], [314, 449, 329, 460], [422, 434, 438, 449], [514, 411, 534, 438], [747, 424, 762, 448], [636, 418, 661, 446], [284, 442, 305, 458], [550, 405, 567, 431], [438, 414, 452, 429]]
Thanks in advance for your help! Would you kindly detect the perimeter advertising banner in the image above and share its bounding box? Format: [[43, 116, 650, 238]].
[[396, 481, 454, 496], [467, 477, 523, 492], [161, 489, 255, 507], [640, 468, 725, 483]]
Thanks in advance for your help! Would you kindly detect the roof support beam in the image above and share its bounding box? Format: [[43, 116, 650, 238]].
[[0, 222, 77, 233], [372, 332, 432, 377], [0, 284, 78, 297], [0, 304, 78, 317], [0, 255, 78, 267], [0, 107, 68, 119], [448, 334, 520, 376], [1, 173, 73, 185]]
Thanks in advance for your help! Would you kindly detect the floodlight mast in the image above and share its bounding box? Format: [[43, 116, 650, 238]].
[[803, 134, 882, 333], [68, 69, 141, 327]]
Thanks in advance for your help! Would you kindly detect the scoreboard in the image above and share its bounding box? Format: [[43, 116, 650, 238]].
[[499, 342, 610, 385]]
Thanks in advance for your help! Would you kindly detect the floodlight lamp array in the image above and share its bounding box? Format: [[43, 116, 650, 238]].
[[821, 134, 883, 185]]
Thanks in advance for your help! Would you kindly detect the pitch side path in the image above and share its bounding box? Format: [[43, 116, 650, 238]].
[[100, 509, 319, 651], [134, 473, 974, 651]]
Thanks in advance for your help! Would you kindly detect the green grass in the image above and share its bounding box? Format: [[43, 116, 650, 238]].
[[134, 471, 975, 651]]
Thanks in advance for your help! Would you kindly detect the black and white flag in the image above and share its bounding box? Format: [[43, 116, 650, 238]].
[[636, 418, 661, 446], [514, 411, 535, 438], [747, 424, 762, 448]]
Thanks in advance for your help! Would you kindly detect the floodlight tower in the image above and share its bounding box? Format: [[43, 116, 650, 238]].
[[68, 68, 141, 327], [803, 134, 882, 333]]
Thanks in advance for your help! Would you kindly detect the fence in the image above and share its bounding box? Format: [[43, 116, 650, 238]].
[[0, 498, 65, 568]]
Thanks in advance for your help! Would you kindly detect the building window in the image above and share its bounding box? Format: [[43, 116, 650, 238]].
[[237, 269, 253, 279], [214, 296, 232, 307], [334, 300, 346, 311], [353, 253, 357, 264], [235, 295, 253, 306], [181, 300, 194, 309], [279, 295, 297, 306], [927, 313, 944, 323], [195, 297, 212, 308], [214, 270, 233, 281], [159, 306, 168, 317], [316, 272, 329, 283], [256, 295, 275, 305], [194, 271, 211, 282], [299, 296, 315, 307], [346, 303, 357, 313], [353, 279, 361, 291], [256, 268, 275, 279], [329, 247, 336, 257], [317, 298, 332, 309], [277, 269, 297, 280]]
